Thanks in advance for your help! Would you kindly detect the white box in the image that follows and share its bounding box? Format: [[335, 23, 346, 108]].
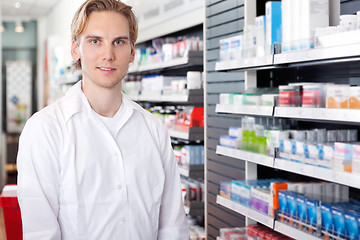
[[256, 16, 266, 57]]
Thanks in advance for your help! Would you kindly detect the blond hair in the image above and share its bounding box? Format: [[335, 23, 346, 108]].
[[71, 0, 138, 70]]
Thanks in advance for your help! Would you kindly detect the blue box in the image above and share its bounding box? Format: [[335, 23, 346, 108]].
[[345, 211, 359, 240], [307, 198, 320, 233], [278, 190, 288, 215], [297, 195, 307, 227], [332, 206, 346, 239], [321, 203, 334, 236], [265, 1, 282, 54]]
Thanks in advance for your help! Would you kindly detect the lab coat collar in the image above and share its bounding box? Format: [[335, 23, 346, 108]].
[[62, 80, 138, 123]]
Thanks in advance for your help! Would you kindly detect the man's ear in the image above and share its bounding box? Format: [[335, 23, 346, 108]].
[[71, 39, 80, 61], [129, 42, 135, 63]]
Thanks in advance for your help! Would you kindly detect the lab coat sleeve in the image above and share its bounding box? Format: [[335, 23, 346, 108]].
[[17, 115, 62, 240], [157, 124, 190, 240]]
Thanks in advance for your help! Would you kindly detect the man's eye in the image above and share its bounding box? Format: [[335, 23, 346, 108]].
[[91, 39, 99, 44], [114, 40, 123, 45]]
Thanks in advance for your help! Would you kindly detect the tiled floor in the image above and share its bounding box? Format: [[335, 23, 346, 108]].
[[0, 208, 7, 240]]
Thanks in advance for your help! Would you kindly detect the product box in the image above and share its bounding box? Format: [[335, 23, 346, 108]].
[[331, 206, 346, 239], [250, 188, 272, 215], [220, 135, 239, 149], [229, 127, 243, 139], [231, 180, 252, 206], [255, 15, 266, 57], [265, 1, 282, 55], [312, 182, 324, 202], [290, 140, 304, 163], [270, 182, 288, 217], [345, 211, 360, 240], [334, 142, 353, 173], [278, 190, 288, 221], [296, 195, 307, 230], [326, 85, 350, 109], [220, 181, 231, 199], [306, 199, 320, 234], [219, 38, 231, 62], [281, 0, 291, 52], [229, 35, 244, 60], [286, 191, 299, 226], [321, 203, 334, 237], [243, 25, 256, 58], [316, 144, 334, 169], [303, 142, 318, 166], [299, 0, 329, 50], [352, 144, 360, 175], [279, 139, 292, 160], [323, 182, 335, 204], [349, 86, 360, 109]]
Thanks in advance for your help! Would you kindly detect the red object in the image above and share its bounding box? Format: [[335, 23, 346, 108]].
[[176, 106, 204, 127], [0, 192, 23, 240]]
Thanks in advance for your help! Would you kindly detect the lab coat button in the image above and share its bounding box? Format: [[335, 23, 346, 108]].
[[122, 218, 126, 223], [117, 185, 122, 190]]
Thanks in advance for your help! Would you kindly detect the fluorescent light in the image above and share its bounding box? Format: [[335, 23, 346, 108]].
[[0, 23, 5, 32]]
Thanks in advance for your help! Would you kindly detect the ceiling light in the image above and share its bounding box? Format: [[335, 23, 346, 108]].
[[0, 23, 5, 33], [14, 20, 24, 33], [15, 1, 21, 8]]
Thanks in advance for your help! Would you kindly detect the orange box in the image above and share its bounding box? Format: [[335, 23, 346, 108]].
[[0, 185, 22, 240]]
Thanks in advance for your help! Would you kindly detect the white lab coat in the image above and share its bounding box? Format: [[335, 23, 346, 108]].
[[17, 81, 189, 240]]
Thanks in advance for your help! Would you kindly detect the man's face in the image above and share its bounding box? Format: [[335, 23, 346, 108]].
[[71, 11, 135, 90]]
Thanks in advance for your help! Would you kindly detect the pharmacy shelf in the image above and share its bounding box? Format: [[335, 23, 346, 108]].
[[178, 164, 204, 179], [215, 55, 273, 71], [274, 107, 360, 124], [137, 89, 203, 104], [274, 158, 360, 189], [216, 145, 274, 167], [274, 43, 360, 66], [169, 127, 204, 141], [216, 195, 275, 228], [216, 104, 274, 117], [128, 51, 203, 74], [274, 221, 321, 240], [185, 201, 204, 216]]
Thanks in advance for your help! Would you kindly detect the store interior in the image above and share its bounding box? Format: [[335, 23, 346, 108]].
[[1, 0, 360, 239]]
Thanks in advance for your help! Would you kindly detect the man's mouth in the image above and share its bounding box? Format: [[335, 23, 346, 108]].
[[98, 67, 115, 71]]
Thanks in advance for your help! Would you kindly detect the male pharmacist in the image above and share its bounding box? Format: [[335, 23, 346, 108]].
[[16, 0, 189, 239]]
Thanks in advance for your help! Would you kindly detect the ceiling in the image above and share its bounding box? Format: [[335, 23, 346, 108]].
[[1, 0, 59, 21]]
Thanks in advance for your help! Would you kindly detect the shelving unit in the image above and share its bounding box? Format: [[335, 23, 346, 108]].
[[216, 195, 275, 228], [274, 107, 360, 124], [179, 164, 204, 179], [205, 1, 360, 240], [274, 158, 360, 189], [215, 55, 273, 71], [134, 89, 203, 105], [168, 127, 204, 141], [216, 104, 274, 117], [128, 51, 203, 74], [216, 145, 274, 168]]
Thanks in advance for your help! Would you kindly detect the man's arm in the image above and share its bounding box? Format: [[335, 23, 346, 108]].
[[157, 125, 190, 240], [17, 116, 62, 240]]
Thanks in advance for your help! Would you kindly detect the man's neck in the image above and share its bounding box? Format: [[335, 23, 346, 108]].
[[81, 81, 122, 118]]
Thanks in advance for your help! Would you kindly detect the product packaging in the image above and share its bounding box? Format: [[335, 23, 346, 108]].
[[266, 1, 282, 55], [255, 16, 266, 57]]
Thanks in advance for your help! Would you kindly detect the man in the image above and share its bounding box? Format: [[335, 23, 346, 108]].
[[17, 0, 189, 239]]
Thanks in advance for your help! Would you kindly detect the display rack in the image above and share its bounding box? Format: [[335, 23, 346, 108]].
[[214, 43, 360, 72], [274, 107, 360, 124], [216, 195, 275, 228], [273, 43, 360, 66], [179, 164, 204, 179], [168, 127, 204, 141], [215, 55, 273, 71], [185, 201, 204, 216], [128, 51, 203, 74], [274, 158, 360, 189], [274, 221, 321, 240], [216, 145, 274, 168], [216, 104, 274, 117], [135, 89, 203, 105]]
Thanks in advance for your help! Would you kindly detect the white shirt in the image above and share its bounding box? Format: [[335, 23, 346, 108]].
[[96, 102, 125, 139], [17, 81, 189, 240]]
